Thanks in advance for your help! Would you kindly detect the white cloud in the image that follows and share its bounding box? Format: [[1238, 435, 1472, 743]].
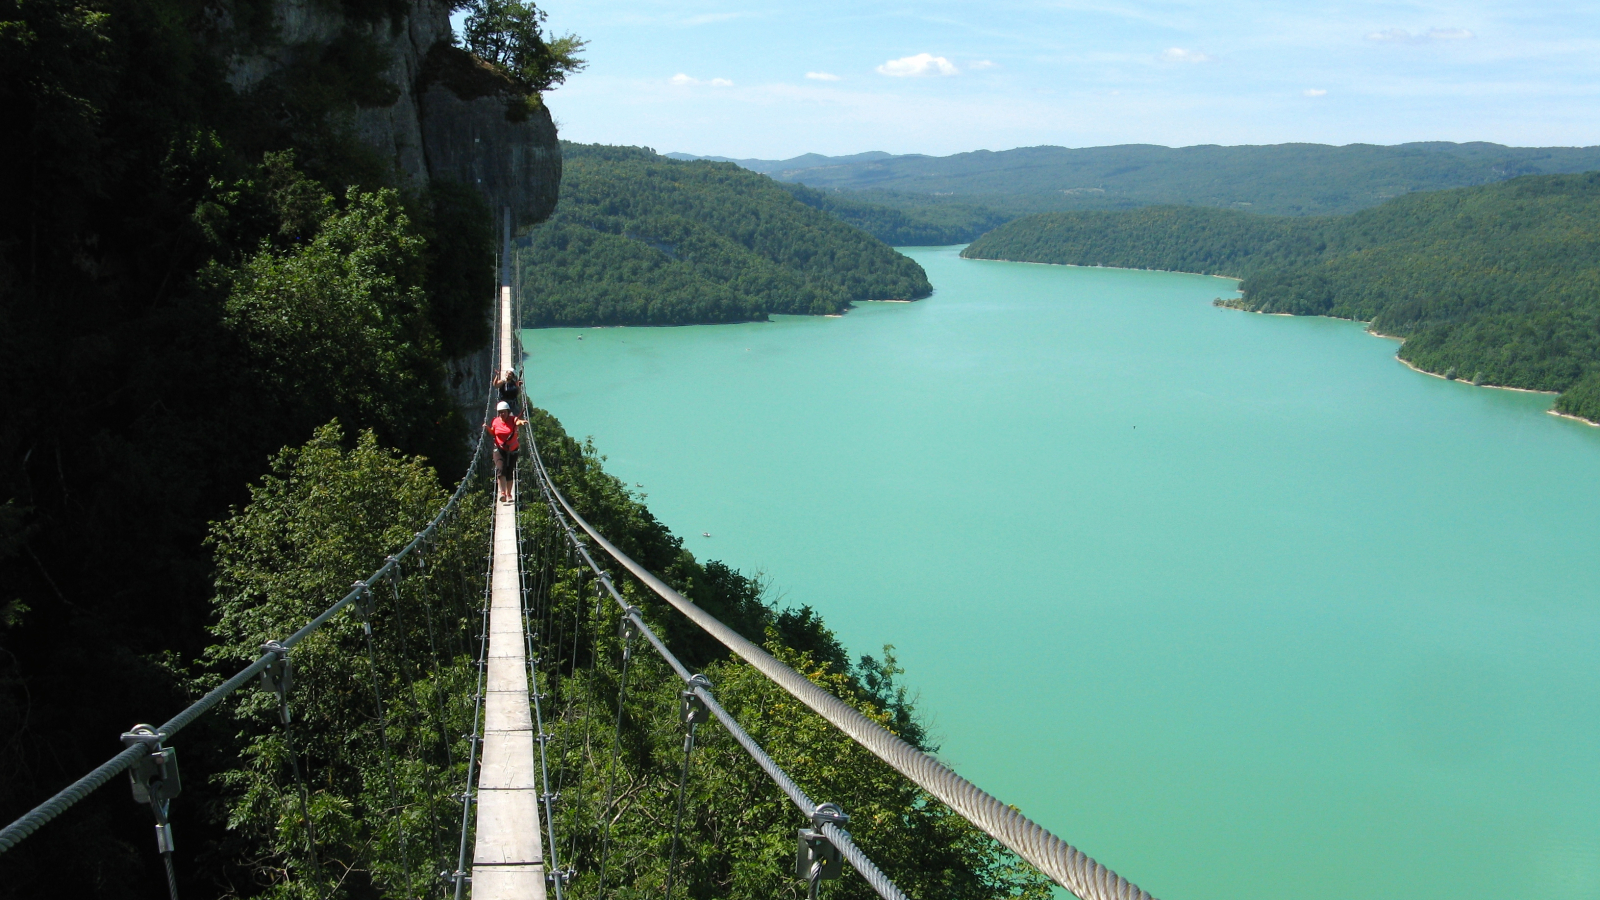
[[805, 71, 841, 81], [1161, 47, 1214, 63], [670, 73, 733, 86], [1304, 88, 1327, 96], [1366, 27, 1475, 43], [876, 53, 960, 77]]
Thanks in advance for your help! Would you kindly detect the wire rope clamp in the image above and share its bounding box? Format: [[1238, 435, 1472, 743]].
[[681, 674, 712, 728], [121, 724, 181, 853], [795, 803, 847, 888], [259, 641, 293, 724], [352, 580, 373, 634]]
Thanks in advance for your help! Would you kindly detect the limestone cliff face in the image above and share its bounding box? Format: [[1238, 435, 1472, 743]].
[[212, 0, 561, 413], [219, 0, 560, 227]]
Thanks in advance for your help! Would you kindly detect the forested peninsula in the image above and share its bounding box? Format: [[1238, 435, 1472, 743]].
[[963, 173, 1600, 424], [515, 143, 932, 326]]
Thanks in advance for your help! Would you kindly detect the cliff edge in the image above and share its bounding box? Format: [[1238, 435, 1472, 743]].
[[208, 0, 561, 409]]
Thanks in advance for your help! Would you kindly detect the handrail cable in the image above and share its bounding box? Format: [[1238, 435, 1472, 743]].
[[448, 527, 496, 899], [0, 300, 499, 865], [526, 424, 1154, 900], [525, 426, 909, 900], [515, 469, 568, 898]]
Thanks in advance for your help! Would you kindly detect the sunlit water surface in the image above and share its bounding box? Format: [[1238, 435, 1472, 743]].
[[522, 246, 1600, 900]]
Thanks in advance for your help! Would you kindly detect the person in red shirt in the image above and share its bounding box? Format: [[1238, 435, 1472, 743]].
[[485, 401, 526, 503]]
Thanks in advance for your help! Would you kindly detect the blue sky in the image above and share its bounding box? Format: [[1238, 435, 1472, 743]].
[[512, 0, 1600, 158]]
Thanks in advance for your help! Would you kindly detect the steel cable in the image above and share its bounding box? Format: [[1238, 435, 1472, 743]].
[[451, 536, 496, 900], [527, 431, 1146, 900], [593, 619, 634, 899], [356, 587, 415, 898], [526, 439, 910, 900]]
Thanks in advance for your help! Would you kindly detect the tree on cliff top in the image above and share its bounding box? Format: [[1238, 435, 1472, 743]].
[[460, 0, 587, 93]]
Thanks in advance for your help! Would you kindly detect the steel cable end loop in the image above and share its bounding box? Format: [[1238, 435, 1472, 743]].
[[260, 641, 293, 724]]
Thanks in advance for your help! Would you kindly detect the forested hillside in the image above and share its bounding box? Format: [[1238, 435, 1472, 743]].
[[516, 144, 932, 326], [749, 142, 1600, 216], [182, 409, 1049, 899], [0, 0, 571, 890], [963, 174, 1600, 423], [675, 143, 1600, 246]]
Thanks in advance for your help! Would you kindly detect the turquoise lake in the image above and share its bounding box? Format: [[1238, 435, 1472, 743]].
[[522, 246, 1600, 900]]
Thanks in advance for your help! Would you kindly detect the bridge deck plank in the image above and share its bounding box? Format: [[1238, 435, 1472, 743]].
[[470, 279, 546, 898]]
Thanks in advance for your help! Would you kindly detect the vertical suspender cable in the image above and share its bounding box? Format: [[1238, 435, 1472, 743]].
[[593, 618, 635, 899], [356, 585, 415, 898]]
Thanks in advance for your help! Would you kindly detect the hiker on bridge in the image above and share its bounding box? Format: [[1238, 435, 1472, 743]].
[[493, 368, 522, 415], [485, 401, 526, 503]]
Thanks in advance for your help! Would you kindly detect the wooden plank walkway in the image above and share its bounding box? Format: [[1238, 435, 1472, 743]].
[[472, 280, 546, 898]]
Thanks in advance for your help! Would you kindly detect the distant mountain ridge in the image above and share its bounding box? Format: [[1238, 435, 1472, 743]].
[[671, 142, 1600, 223], [666, 150, 914, 177]]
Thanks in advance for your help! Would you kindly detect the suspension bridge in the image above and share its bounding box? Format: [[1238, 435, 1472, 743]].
[[0, 213, 1157, 900]]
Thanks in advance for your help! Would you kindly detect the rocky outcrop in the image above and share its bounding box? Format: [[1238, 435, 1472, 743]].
[[210, 0, 561, 416], [218, 0, 560, 227], [416, 44, 562, 230]]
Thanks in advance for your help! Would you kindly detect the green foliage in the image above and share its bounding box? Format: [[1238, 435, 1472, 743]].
[[415, 181, 496, 359], [964, 173, 1600, 419], [460, 0, 586, 93], [963, 206, 1330, 275], [1554, 370, 1600, 423], [212, 185, 462, 463], [518, 143, 933, 326], [0, 0, 494, 886], [780, 184, 1011, 246], [199, 409, 1050, 899], [205, 422, 488, 898]]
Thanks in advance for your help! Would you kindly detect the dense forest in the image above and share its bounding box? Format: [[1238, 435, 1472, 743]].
[[515, 143, 932, 326], [172, 407, 1048, 899], [674, 143, 1600, 246], [0, 0, 563, 890], [737, 142, 1600, 215], [963, 173, 1600, 423]]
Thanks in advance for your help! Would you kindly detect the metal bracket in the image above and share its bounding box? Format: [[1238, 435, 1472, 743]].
[[259, 641, 293, 724], [352, 581, 373, 634], [796, 803, 847, 896], [618, 607, 641, 642], [121, 724, 181, 854], [681, 675, 712, 729]]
